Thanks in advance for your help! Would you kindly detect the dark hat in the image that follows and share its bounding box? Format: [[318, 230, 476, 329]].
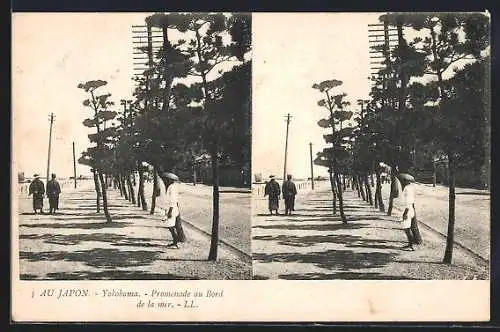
[[269, 175, 275, 179], [162, 172, 179, 181], [33, 173, 40, 178], [398, 173, 415, 182]]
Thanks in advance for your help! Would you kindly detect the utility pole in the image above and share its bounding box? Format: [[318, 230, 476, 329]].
[[283, 113, 292, 182], [73, 142, 77, 188], [46, 113, 55, 185], [309, 142, 315, 190]]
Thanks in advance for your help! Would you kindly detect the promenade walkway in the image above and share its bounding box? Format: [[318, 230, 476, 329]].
[[16, 182, 251, 280], [252, 186, 489, 280]]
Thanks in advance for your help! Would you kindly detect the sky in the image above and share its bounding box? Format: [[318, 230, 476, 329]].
[[12, 13, 152, 179], [252, 13, 382, 180], [11, 12, 241, 180], [12, 12, 481, 181]]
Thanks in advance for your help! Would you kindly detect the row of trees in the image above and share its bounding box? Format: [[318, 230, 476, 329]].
[[77, 13, 251, 261], [314, 12, 490, 264]]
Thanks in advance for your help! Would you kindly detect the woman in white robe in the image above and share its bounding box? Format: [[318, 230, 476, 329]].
[[160, 172, 181, 248]]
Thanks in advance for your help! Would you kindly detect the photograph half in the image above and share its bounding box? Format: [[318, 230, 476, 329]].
[[251, 12, 490, 280], [13, 12, 252, 280]]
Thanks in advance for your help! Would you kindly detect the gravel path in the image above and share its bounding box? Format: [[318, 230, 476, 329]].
[[381, 182, 490, 260], [17, 184, 251, 280], [252, 187, 489, 280], [142, 182, 251, 255]]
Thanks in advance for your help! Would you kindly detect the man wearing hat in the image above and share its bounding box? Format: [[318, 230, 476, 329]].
[[282, 174, 297, 216], [159, 172, 182, 249], [46, 173, 62, 214], [264, 175, 280, 215], [398, 173, 417, 251], [28, 174, 45, 214]]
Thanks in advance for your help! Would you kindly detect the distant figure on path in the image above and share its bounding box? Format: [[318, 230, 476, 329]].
[[28, 174, 45, 214], [264, 175, 280, 215], [398, 173, 416, 251], [159, 172, 181, 249], [46, 173, 61, 214], [282, 174, 297, 215]]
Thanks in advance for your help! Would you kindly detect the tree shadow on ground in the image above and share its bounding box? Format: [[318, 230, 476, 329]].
[[20, 232, 165, 247], [57, 207, 102, 212], [158, 258, 208, 262], [63, 198, 96, 201], [456, 191, 490, 196], [19, 248, 160, 268], [284, 213, 319, 217], [252, 233, 364, 247], [252, 275, 270, 280], [77, 204, 128, 209], [252, 249, 396, 271], [299, 208, 342, 213], [345, 216, 386, 222], [47, 214, 146, 222], [22, 271, 195, 280], [20, 211, 94, 217], [371, 226, 401, 231], [277, 272, 414, 280], [20, 222, 134, 230], [253, 221, 366, 232], [253, 232, 403, 251]]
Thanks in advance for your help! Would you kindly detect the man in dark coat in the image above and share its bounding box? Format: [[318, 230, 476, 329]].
[[264, 175, 280, 215], [282, 174, 298, 215], [28, 174, 45, 214], [46, 173, 62, 214]]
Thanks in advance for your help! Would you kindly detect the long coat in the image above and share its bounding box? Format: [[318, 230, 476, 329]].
[[29, 178, 45, 209], [47, 179, 61, 198], [264, 180, 280, 210]]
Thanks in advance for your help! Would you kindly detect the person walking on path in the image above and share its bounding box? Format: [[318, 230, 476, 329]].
[[159, 172, 181, 249], [398, 173, 417, 251], [46, 173, 61, 214], [282, 174, 297, 216], [28, 174, 45, 214], [264, 175, 281, 215]]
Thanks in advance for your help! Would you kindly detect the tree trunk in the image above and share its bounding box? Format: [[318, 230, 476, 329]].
[[443, 153, 456, 264], [208, 148, 220, 261], [127, 173, 136, 205], [370, 173, 375, 187], [358, 175, 366, 201], [126, 174, 132, 202], [138, 166, 147, 211], [342, 175, 346, 191], [375, 169, 385, 212], [137, 179, 141, 208], [355, 176, 361, 197], [334, 172, 347, 223], [387, 166, 397, 216], [328, 169, 337, 214], [150, 166, 159, 214], [121, 174, 129, 201], [92, 169, 101, 213], [116, 174, 123, 196], [364, 173, 373, 206], [410, 207, 423, 245], [98, 171, 112, 222]]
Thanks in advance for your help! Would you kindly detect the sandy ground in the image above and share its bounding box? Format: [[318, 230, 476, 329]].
[[16, 182, 251, 280], [252, 186, 489, 280]]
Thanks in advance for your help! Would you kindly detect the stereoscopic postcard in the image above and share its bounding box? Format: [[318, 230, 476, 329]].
[[11, 11, 490, 322]]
